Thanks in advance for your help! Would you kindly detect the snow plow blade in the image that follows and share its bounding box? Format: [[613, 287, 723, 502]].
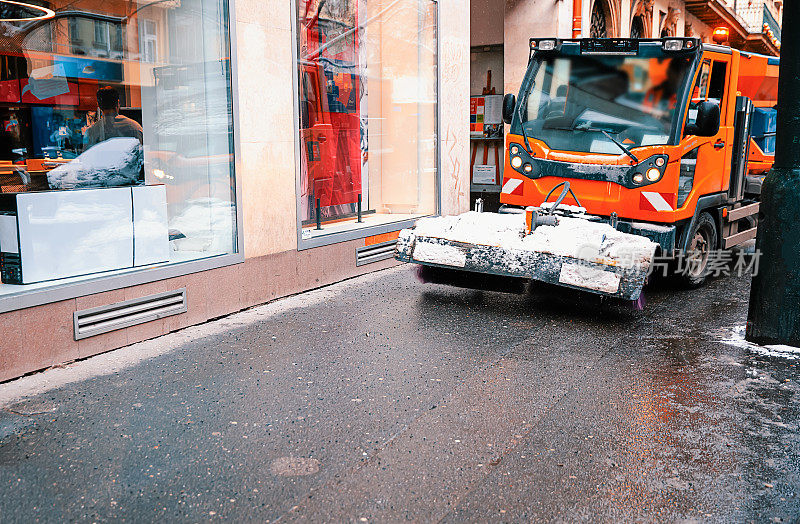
[[394, 212, 658, 301]]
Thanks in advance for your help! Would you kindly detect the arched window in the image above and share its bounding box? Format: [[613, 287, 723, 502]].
[[630, 0, 654, 39], [660, 7, 679, 38], [590, 0, 611, 38], [631, 15, 644, 39]]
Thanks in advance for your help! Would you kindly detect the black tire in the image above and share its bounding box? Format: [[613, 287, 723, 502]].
[[677, 211, 718, 288]]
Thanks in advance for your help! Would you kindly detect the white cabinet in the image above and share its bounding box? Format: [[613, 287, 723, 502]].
[[0, 186, 169, 284]]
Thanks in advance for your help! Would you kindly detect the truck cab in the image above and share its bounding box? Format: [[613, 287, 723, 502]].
[[501, 37, 778, 261]]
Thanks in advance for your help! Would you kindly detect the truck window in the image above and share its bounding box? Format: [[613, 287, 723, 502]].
[[692, 60, 710, 101], [708, 61, 727, 101], [685, 60, 725, 134], [684, 60, 726, 135]]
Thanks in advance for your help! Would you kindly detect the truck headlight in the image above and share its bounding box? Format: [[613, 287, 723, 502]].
[[646, 167, 661, 182], [633, 173, 644, 184], [511, 156, 523, 169]]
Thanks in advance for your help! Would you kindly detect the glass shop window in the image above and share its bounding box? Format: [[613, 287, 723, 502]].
[[0, 0, 237, 290], [295, 0, 438, 241]]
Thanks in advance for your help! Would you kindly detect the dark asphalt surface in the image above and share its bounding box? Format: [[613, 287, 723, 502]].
[[0, 266, 798, 522]]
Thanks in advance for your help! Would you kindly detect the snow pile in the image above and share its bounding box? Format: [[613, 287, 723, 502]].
[[413, 212, 525, 247], [411, 242, 467, 267], [410, 211, 657, 268], [720, 325, 800, 360], [519, 216, 656, 266], [539, 202, 586, 214], [559, 262, 621, 293]]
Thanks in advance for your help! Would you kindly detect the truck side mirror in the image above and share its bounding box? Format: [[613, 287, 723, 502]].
[[685, 101, 720, 137], [502, 94, 516, 125]]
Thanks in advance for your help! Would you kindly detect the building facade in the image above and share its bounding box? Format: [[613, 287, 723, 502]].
[[502, 0, 781, 96], [0, 0, 470, 381]]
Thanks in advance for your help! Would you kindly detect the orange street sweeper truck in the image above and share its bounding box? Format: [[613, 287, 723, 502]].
[[395, 37, 778, 302]]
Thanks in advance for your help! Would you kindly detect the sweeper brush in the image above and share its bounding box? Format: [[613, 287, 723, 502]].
[[395, 200, 659, 301]]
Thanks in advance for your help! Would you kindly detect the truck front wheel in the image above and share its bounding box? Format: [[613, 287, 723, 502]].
[[678, 212, 718, 288]]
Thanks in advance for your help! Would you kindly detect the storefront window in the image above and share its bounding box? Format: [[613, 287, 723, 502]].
[[0, 0, 236, 291], [295, 0, 438, 242]]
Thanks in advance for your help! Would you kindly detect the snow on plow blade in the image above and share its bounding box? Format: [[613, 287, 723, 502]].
[[394, 212, 658, 301]]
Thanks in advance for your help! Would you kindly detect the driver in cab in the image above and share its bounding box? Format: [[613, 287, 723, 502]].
[[643, 59, 686, 115]]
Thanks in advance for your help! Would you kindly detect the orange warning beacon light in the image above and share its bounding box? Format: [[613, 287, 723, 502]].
[[712, 26, 730, 45]]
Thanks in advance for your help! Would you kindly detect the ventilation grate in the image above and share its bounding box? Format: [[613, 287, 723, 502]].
[[356, 240, 398, 266], [74, 288, 187, 340]]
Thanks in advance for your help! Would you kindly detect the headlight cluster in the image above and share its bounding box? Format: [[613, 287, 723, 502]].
[[631, 155, 668, 186], [509, 143, 668, 187], [509, 143, 535, 176]]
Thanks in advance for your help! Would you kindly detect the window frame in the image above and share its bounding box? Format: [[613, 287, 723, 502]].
[[93, 19, 110, 55], [708, 59, 729, 119], [683, 58, 711, 135], [139, 19, 159, 63], [0, 0, 244, 314], [290, 0, 442, 251]]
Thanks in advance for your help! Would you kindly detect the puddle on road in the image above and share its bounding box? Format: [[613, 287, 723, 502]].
[[650, 336, 701, 365]]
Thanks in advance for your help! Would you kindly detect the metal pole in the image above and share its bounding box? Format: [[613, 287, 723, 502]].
[[747, 1, 800, 345]]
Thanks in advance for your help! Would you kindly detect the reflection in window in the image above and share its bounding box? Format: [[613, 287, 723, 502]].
[[93, 21, 108, 54], [0, 0, 237, 288], [140, 19, 158, 63], [295, 0, 438, 239]]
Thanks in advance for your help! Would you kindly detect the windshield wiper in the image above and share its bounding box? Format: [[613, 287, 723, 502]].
[[517, 104, 533, 154], [542, 123, 640, 163], [599, 129, 639, 163]]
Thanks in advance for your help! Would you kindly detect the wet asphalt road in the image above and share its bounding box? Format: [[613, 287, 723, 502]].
[[0, 266, 798, 523]]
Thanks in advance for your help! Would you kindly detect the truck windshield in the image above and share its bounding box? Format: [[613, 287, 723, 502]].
[[519, 54, 693, 153]]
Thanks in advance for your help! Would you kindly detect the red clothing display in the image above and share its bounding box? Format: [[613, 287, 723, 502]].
[[300, 1, 362, 218]]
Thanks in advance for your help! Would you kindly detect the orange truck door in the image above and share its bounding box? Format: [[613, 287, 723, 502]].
[[684, 53, 733, 196]]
